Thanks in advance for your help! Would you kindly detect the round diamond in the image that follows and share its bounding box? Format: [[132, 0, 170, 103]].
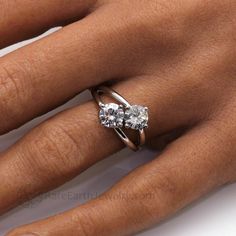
[[99, 103, 124, 128], [125, 105, 148, 130]]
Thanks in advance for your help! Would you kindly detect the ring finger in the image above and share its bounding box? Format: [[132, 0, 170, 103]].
[[0, 75, 200, 214]]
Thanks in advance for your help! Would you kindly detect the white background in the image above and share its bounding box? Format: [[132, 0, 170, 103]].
[[0, 29, 236, 236]]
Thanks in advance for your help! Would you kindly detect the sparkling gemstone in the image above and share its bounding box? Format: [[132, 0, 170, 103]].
[[99, 103, 124, 128], [124, 105, 148, 130]]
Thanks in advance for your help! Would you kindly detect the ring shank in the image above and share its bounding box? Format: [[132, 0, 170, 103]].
[[93, 86, 131, 108]]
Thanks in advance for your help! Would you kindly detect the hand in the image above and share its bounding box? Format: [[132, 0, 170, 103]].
[[1, 0, 235, 235]]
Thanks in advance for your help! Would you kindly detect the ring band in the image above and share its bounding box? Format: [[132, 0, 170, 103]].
[[91, 86, 149, 151]]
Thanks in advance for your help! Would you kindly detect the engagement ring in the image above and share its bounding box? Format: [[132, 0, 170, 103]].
[[92, 86, 149, 151]]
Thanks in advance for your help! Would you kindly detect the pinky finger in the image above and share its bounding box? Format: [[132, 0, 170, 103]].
[[6, 121, 235, 236]]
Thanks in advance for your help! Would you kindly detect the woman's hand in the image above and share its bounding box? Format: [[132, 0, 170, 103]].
[[0, 0, 235, 235]]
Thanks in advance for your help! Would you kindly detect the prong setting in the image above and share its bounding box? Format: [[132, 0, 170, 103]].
[[99, 103, 124, 128], [124, 105, 149, 130]]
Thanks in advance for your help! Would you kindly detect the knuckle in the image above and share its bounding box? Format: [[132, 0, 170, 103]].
[[0, 61, 29, 129], [143, 167, 179, 199], [146, 169, 180, 214], [0, 62, 26, 108], [19, 104, 102, 183], [27, 122, 82, 178], [23, 115, 96, 181], [128, 168, 180, 220], [72, 213, 96, 236]]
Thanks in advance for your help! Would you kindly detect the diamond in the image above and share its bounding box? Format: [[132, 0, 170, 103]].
[[99, 103, 124, 128], [124, 105, 148, 130]]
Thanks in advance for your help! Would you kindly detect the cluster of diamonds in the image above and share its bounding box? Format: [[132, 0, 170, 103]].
[[99, 103, 148, 130]]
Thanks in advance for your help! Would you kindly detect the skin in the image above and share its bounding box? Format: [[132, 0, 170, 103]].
[[0, 0, 235, 235]]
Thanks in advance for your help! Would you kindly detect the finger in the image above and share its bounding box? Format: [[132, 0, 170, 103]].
[[6, 117, 236, 236], [0, 73, 203, 214], [0, 0, 98, 48], [0, 0, 223, 135]]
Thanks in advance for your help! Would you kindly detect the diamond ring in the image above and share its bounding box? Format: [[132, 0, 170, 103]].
[[91, 86, 149, 151]]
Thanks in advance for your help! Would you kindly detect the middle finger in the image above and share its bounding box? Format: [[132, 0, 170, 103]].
[[0, 3, 143, 134]]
